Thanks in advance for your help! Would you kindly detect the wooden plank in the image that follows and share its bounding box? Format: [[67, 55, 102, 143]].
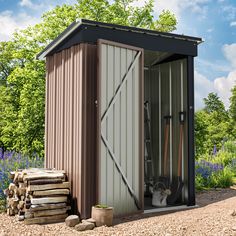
[[22, 168, 66, 174], [28, 179, 63, 185], [33, 207, 68, 217], [24, 214, 68, 225], [33, 189, 69, 196], [28, 203, 67, 211], [30, 196, 67, 205], [27, 182, 70, 191], [23, 173, 64, 181]]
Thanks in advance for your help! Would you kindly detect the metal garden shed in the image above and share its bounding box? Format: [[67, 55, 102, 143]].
[[38, 19, 202, 218]]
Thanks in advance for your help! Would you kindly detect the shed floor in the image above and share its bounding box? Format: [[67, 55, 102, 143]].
[[144, 196, 187, 210]]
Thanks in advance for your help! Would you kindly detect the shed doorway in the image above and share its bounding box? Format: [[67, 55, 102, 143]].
[[143, 50, 188, 210]]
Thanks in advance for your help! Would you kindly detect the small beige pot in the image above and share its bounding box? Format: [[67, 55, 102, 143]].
[[91, 206, 114, 227]]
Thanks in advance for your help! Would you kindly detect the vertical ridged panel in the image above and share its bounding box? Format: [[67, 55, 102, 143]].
[[144, 59, 188, 202], [45, 43, 97, 218], [99, 41, 143, 215]]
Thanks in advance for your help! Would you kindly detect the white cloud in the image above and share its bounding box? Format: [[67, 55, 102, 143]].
[[19, 0, 44, 10], [214, 71, 236, 108], [195, 43, 236, 109], [195, 70, 215, 109], [132, 0, 210, 21], [20, 0, 34, 8], [197, 58, 232, 73], [195, 70, 236, 110], [0, 11, 39, 41], [222, 43, 236, 68], [230, 21, 236, 27], [222, 5, 236, 20]]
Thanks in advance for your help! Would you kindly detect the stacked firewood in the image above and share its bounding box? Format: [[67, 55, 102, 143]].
[[4, 168, 71, 225]]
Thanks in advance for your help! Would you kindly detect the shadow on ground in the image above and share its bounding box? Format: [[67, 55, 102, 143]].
[[113, 186, 236, 226], [196, 186, 236, 207]]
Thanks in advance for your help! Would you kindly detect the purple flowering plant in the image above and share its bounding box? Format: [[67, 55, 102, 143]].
[[0, 148, 43, 199]]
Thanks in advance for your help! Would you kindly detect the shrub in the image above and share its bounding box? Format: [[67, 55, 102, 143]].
[[211, 151, 235, 166], [195, 160, 233, 190], [224, 140, 236, 153], [209, 167, 234, 188]]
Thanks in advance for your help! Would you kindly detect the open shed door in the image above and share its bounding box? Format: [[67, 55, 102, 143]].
[[97, 39, 144, 215]]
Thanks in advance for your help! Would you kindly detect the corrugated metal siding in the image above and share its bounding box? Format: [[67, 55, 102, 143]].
[[98, 40, 143, 215], [45, 43, 97, 218], [144, 59, 188, 202]]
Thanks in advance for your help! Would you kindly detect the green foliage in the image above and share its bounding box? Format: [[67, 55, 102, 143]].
[[208, 167, 234, 188], [230, 86, 236, 122], [95, 204, 109, 208], [76, 0, 177, 32], [195, 174, 206, 191], [224, 140, 236, 153], [0, 0, 177, 156], [195, 159, 234, 190], [210, 151, 235, 167], [195, 110, 209, 156], [203, 92, 226, 116], [195, 93, 231, 157]]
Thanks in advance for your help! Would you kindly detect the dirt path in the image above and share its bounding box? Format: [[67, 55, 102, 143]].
[[1, 188, 236, 236]]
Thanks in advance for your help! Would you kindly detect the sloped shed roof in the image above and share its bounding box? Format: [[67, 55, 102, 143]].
[[38, 19, 202, 60]]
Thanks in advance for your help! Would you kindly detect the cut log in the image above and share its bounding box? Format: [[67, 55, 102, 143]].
[[24, 214, 68, 225], [17, 201, 25, 210], [19, 182, 27, 188], [22, 168, 66, 175], [25, 211, 34, 219], [28, 179, 63, 185], [23, 173, 65, 181], [7, 208, 14, 216], [33, 207, 68, 217], [28, 203, 67, 211], [32, 189, 69, 197], [10, 171, 15, 179], [8, 183, 16, 191], [30, 196, 67, 205], [13, 172, 19, 184], [18, 188, 26, 196], [27, 182, 70, 192]]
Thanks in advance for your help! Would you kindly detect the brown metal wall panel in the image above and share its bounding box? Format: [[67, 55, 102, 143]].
[[45, 43, 97, 218]]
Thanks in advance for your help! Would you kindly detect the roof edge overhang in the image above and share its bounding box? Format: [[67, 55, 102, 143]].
[[37, 19, 203, 60], [37, 19, 82, 60]]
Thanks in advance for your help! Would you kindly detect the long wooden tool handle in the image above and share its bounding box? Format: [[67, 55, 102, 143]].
[[178, 124, 184, 176], [163, 123, 170, 176]]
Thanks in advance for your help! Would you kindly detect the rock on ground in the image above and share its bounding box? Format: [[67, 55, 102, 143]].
[[65, 215, 80, 227], [75, 221, 95, 231], [1, 188, 236, 235]]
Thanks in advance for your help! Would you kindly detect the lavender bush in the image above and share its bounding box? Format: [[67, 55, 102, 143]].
[[0, 148, 44, 199], [195, 159, 233, 190]]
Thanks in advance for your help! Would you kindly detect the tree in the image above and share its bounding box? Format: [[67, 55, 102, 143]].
[[0, 0, 177, 156], [229, 86, 236, 122], [76, 0, 177, 32], [195, 110, 209, 157], [195, 93, 231, 156], [203, 93, 226, 114], [228, 85, 236, 138]]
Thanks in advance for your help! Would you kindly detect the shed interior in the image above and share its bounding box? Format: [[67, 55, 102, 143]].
[[143, 50, 188, 209]]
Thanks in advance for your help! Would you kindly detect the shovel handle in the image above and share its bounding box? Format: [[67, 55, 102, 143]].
[[178, 112, 185, 176], [163, 116, 171, 176]]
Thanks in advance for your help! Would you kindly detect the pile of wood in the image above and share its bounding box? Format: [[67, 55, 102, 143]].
[[4, 168, 71, 225]]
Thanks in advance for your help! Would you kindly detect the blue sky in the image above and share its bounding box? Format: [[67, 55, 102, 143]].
[[0, 0, 236, 109]]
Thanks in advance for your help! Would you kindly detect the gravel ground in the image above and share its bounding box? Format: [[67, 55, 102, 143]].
[[1, 188, 236, 236]]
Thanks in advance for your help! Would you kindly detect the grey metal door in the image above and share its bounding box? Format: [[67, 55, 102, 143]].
[[97, 39, 144, 215]]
